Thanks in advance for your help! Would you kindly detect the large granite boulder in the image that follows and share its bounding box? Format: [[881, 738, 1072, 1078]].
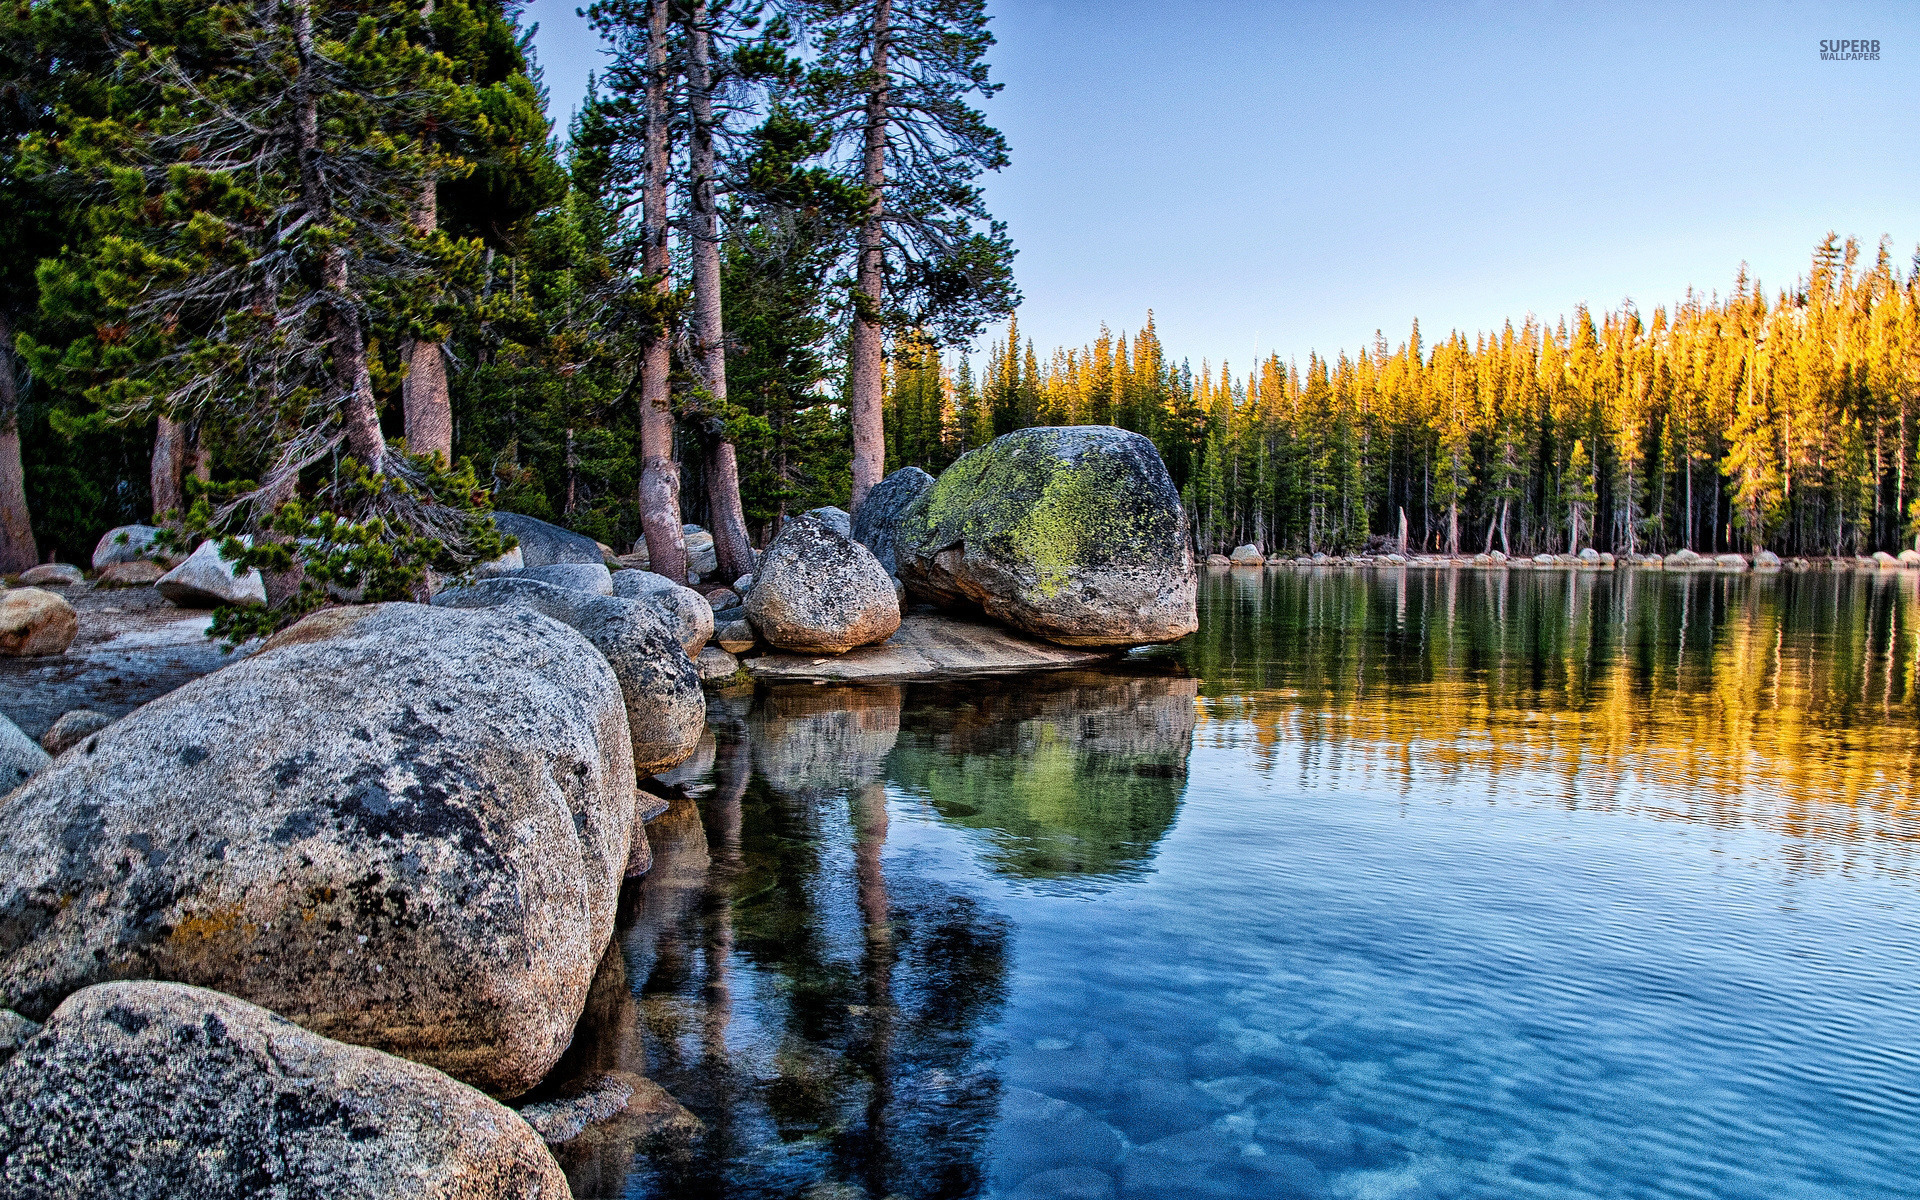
[[851, 466, 935, 576], [491, 511, 605, 569], [0, 587, 77, 657], [91, 524, 168, 571], [0, 981, 568, 1199], [432, 578, 704, 775], [611, 569, 713, 656], [894, 426, 1198, 647], [1228, 544, 1264, 566], [99, 559, 167, 587], [18, 563, 82, 587], [40, 710, 112, 757], [157, 539, 267, 607], [0, 714, 49, 795], [683, 527, 718, 579], [804, 506, 852, 538], [745, 517, 900, 654], [521, 562, 614, 595], [0, 602, 636, 1097]]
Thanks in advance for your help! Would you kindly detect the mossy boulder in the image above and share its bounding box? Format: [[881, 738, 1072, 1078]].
[[894, 427, 1197, 647]]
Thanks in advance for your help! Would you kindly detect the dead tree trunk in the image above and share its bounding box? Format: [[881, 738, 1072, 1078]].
[[399, 182, 453, 462], [151, 416, 187, 517], [0, 313, 37, 571]]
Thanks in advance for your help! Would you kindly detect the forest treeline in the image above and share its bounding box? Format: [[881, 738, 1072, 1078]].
[[885, 236, 1920, 559]]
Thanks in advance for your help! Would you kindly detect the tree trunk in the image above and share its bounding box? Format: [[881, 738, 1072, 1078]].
[[0, 313, 37, 572], [846, 0, 892, 516], [687, 0, 753, 580], [637, 0, 687, 581], [294, 0, 382, 475], [398, 0, 451, 464], [151, 416, 187, 517], [1396, 506, 1408, 556]]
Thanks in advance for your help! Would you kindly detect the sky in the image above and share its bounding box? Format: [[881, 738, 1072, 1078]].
[[524, 0, 1920, 372]]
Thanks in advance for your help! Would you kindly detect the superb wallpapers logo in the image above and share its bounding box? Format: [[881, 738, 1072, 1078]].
[[1819, 39, 1880, 60]]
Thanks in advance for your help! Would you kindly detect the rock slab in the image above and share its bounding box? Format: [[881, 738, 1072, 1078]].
[[18, 563, 83, 587], [611, 570, 713, 656], [0, 980, 568, 1199], [91, 525, 167, 571], [745, 517, 901, 654], [0, 587, 77, 657], [519, 562, 614, 595], [0, 603, 637, 1098], [894, 426, 1198, 647], [492, 512, 605, 569], [0, 713, 49, 795]]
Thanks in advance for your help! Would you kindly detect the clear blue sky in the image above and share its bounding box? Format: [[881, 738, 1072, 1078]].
[[524, 0, 1920, 371]]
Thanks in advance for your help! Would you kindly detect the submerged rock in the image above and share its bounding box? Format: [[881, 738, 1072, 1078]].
[[432, 578, 704, 775], [851, 466, 936, 577], [157, 540, 266, 608], [0, 980, 567, 1198], [39, 709, 111, 757], [518, 1069, 700, 1148], [695, 646, 741, 684], [892, 427, 1201, 648], [0, 713, 50, 795], [491, 511, 605, 569], [611, 569, 713, 656], [0, 603, 636, 1098], [746, 517, 900, 654], [0, 587, 77, 657]]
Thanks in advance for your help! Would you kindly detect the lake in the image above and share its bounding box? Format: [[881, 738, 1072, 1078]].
[[558, 566, 1920, 1199]]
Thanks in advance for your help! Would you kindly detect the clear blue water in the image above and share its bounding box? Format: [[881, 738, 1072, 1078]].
[[557, 567, 1920, 1199]]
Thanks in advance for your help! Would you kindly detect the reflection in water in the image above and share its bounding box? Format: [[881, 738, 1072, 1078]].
[[559, 569, 1920, 1200]]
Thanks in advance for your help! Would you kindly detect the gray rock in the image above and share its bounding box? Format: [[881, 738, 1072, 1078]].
[[517, 1069, 699, 1148], [98, 559, 167, 587], [0, 713, 49, 795], [91, 524, 167, 571], [695, 646, 740, 684], [1753, 549, 1783, 570], [715, 620, 755, 654], [1873, 550, 1900, 569], [17, 563, 83, 587], [731, 573, 755, 594], [491, 511, 605, 569], [611, 569, 713, 656], [520, 562, 614, 595], [472, 545, 524, 577], [0, 587, 77, 657], [852, 466, 935, 577], [745, 517, 900, 654], [0, 603, 637, 1098], [40, 709, 112, 757], [804, 506, 852, 538], [1577, 546, 1601, 562], [683, 529, 718, 579], [1665, 548, 1703, 567], [156, 539, 266, 607], [0, 980, 567, 1198], [432, 578, 704, 775], [1715, 553, 1750, 570], [705, 587, 740, 610], [1228, 544, 1263, 566], [895, 428, 1197, 647], [1901, 549, 1920, 566], [0, 1008, 34, 1067]]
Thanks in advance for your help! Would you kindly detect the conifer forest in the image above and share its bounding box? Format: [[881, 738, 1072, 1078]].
[[0, 0, 1915, 578]]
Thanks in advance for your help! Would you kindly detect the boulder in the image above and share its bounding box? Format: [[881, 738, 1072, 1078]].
[[0, 587, 77, 657], [731, 572, 755, 593], [1873, 550, 1900, 569], [98, 559, 167, 587], [432, 579, 704, 775], [1205, 554, 1231, 567], [91, 524, 167, 571], [1532, 553, 1555, 565], [1, 713, 50, 795], [704, 587, 740, 610], [1384, 553, 1407, 565], [1900, 549, 1920, 566], [610, 570, 713, 656], [0, 603, 637, 1097], [804, 506, 853, 539], [0, 1008, 33, 1067], [683, 529, 717, 580], [491, 511, 604, 569], [156, 540, 267, 608], [1577, 547, 1601, 562], [745, 517, 901, 655], [1754, 549, 1783, 570], [893, 428, 1197, 648], [1228, 544, 1264, 566], [473, 545, 524, 577], [520, 562, 614, 595], [1665, 548, 1702, 568], [851, 466, 936, 578], [0, 980, 568, 1198], [40, 710, 112, 757], [18, 563, 82, 587], [518, 1069, 700, 1148], [695, 646, 740, 684], [1714, 553, 1750, 570], [715, 620, 755, 654]]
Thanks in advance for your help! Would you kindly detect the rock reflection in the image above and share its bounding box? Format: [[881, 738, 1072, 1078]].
[[891, 671, 1200, 883]]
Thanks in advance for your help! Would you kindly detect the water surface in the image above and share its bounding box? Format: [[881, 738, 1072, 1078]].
[[566, 567, 1920, 1199]]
